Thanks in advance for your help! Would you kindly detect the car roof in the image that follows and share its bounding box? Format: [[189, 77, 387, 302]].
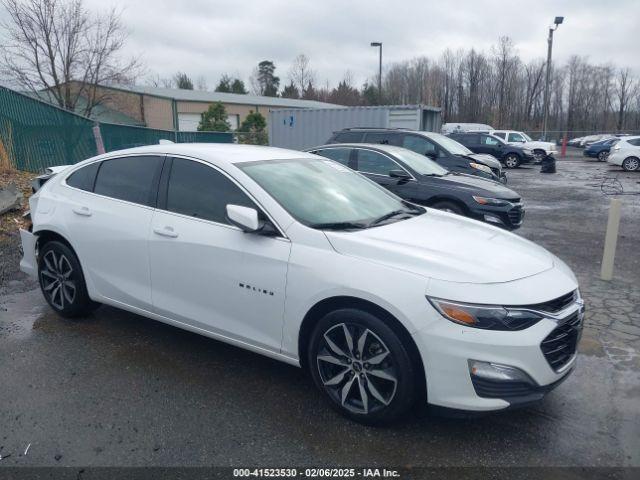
[[89, 143, 316, 165], [309, 143, 414, 156]]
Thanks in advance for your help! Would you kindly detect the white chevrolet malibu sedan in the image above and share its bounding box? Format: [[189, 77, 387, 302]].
[[20, 144, 584, 424]]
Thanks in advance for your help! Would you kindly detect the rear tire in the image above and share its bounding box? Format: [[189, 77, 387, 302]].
[[597, 151, 608, 162], [622, 157, 639, 171], [38, 241, 99, 318], [308, 309, 418, 425], [430, 200, 464, 215], [504, 154, 521, 168]]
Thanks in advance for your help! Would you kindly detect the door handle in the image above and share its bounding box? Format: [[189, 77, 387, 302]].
[[72, 206, 92, 217], [153, 226, 178, 238]]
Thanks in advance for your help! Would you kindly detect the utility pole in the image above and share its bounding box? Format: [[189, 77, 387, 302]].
[[370, 42, 383, 103], [542, 16, 564, 141]]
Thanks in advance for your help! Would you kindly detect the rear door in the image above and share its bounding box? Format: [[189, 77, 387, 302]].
[[477, 135, 502, 157], [63, 155, 164, 310], [148, 156, 290, 352]]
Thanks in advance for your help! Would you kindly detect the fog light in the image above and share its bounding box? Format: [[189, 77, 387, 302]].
[[468, 360, 535, 385], [483, 214, 504, 225]]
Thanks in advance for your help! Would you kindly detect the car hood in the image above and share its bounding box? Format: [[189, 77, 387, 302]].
[[426, 172, 519, 200], [325, 211, 554, 284], [465, 153, 501, 169]]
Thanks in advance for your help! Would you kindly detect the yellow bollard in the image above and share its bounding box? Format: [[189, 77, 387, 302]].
[[600, 198, 622, 281]]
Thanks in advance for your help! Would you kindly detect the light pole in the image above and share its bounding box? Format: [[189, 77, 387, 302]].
[[370, 42, 382, 102], [542, 16, 563, 141]]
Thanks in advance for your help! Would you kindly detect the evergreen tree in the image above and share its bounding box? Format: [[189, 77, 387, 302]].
[[198, 102, 231, 131], [238, 110, 267, 144]]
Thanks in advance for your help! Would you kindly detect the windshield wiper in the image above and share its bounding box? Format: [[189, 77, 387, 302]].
[[309, 221, 368, 230], [368, 209, 416, 227]]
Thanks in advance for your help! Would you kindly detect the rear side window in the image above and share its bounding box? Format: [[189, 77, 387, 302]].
[[166, 158, 255, 224], [364, 132, 398, 145], [94, 156, 163, 206], [333, 131, 363, 143], [493, 132, 507, 140], [480, 135, 501, 146], [66, 162, 100, 192], [628, 138, 640, 146], [315, 148, 352, 166]]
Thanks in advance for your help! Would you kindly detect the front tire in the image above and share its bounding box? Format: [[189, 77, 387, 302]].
[[622, 157, 639, 171], [504, 154, 521, 168], [38, 241, 99, 318], [308, 309, 418, 425], [533, 149, 546, 162]]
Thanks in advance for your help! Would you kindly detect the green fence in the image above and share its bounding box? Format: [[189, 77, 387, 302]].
[[0, 86, 233, 172]]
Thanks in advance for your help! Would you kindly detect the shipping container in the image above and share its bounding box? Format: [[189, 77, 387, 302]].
[[268, 105, 441, 150]]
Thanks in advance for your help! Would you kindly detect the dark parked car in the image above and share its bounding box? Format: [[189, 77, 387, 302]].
[[447, 132, 536, 168], [326, 128, 506, 183], [307, 144, 525, 230], [583, 137, 619, 162]]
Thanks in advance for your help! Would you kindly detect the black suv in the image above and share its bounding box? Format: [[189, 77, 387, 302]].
[[307, 144, 525, 230], [326, 128, 506, 183], [447, 132, 535, 168]]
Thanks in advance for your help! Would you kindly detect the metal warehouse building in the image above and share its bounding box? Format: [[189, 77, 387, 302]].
[[269, 105, 442, 150]]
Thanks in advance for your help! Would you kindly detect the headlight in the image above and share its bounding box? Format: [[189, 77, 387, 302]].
[[427, 297, 544, 330], [472, 196, 509, 207], [469, 162, 492, 173]]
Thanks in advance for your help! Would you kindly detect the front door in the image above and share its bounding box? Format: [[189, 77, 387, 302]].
[[148, 157, 290, 352]]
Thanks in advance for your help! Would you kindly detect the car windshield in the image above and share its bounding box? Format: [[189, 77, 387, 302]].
[[426, 133, 474, 155], [238, 158, 422, 228], [388, 148, 448, 176]]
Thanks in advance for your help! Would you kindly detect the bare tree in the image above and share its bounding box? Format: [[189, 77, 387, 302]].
[[288, 54, 315, 94], [615, 68, 637, 132], [0, 0, 141, 116]]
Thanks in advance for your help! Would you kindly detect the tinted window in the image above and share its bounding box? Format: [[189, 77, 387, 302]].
[[166, 158, 255, 224], [402, 135, 440, 157], [628, 138, 640, 146], [356, 150, 398, 176], [66, 162, 100, 192], [315, 148, 351, 166], [94, 156, 162, 206], [364, 132, 396, 145], [493, 132, 507, 140], [333, 131, 363, 142], [481, 135, 502, 146], [508, 133, 526, 142]]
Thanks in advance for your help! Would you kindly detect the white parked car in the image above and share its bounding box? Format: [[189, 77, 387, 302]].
[[608, 135, 640, 171], [490, 130, 557, 161], [20, 144, 584, 424], [441, 123, 494, 135]]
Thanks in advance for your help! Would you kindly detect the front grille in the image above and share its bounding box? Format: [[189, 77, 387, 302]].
[[507, 204, 524, 225], [540, 311, 583, 372], [522, 290, 577, 314]]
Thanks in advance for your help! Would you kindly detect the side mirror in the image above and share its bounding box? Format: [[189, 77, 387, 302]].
[[226, 204, 260, 232], [389, 169, 411, 179]]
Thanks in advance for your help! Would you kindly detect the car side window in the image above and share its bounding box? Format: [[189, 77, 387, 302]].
[[402, 135, 441, 157], [481, 135, 501, 146], [356, 150, 398, 176], [66, 162, 100, 192], [93, 156, 163, 206], [166, 158, 256, 225], [628, 138, 640, 146], [364, 132, 396, 145], [315, 148, 351, 166], [508, 133, 525, 142], [493, 132, 507, 140], [458, 134, 477, 145], [334, 131, 363, 142]]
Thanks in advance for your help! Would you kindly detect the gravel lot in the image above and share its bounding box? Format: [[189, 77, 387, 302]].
[[0, 151, 638, 470]]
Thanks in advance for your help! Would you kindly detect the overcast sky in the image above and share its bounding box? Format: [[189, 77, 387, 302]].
[[4, 0, 640, 89]]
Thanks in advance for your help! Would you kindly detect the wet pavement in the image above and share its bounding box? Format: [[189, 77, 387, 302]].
[[0, 153, 638, 468]]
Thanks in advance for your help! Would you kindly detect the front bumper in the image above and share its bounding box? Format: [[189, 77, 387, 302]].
[[412, 301, 583, 412]]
